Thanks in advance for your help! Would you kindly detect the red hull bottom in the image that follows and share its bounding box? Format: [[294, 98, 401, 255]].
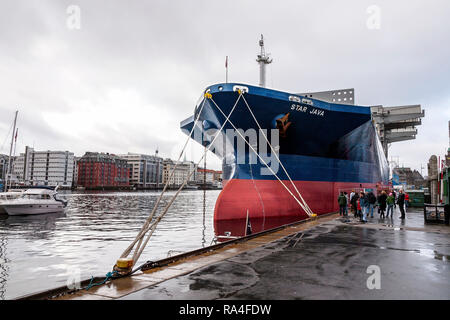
[[214, 179, 377, 222]]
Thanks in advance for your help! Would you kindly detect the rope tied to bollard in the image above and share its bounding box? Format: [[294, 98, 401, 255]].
[[84, 270, 120, 291], [113, 90, 244, 274], [113, 86, 316, 277]]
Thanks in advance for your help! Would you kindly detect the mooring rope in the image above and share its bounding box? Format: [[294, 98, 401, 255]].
[[84, 271, 120, 291], [120, 97, 208, 260], [118, 92, 244, 268], [209, 94, 314, 217], [118, 88, 315, 273], [240, 94, 314, 216]]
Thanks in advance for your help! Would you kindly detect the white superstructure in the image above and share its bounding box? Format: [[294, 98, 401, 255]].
[[0, 189, 24, 214], [1, 187, 67, 216]]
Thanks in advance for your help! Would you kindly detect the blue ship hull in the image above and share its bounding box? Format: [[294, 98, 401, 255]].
[[181, 83, 389, 222]]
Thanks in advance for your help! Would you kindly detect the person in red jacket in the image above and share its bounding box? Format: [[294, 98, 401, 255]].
[[357, 197, 362, 219], [405, 193, 409, 211]]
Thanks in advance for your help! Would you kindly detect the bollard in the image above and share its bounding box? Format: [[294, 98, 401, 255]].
[[113, 258, 134, 275]]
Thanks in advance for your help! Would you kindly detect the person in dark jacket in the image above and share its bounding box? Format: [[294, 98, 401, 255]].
[[367, 191, 376, 218], [386, 192, 395, 218], [359, 191, 369, 223], [378, 190, 387, 219], [338, 192, 347, 216], [397, 189, 406, 219]]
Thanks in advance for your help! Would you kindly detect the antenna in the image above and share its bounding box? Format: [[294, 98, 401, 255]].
[[256, 34, 272, 88]]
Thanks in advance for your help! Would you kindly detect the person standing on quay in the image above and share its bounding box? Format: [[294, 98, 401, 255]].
[[386, 192, 395, 218], [344, 192, 349, 216], [359, 191, 369, 223], [356, 196, 362, 218], [338, 192, 347, 216], [405, 192, 410, 211], [350, 190, 355, 206], [351, 191, 359, 217], [378, 190, 387, 219], [367, 191, 377, 218], [397, 189, 406, 220]]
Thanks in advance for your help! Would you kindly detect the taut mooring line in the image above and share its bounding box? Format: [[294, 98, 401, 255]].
[[116, 91, 244, 271], [240, 93, 314, 216], [208, 93, 314, 217]]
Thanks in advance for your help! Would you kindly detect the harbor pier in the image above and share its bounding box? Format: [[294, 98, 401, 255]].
[[18, 208, 449, 300]]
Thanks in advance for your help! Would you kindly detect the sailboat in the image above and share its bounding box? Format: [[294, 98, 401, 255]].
[[0, 111, 21, 214], [2, 111, 18, 192]]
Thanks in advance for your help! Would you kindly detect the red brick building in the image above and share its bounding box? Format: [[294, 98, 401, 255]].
[[77, 152, 130, 189]]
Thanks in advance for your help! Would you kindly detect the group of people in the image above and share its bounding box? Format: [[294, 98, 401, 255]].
[[338, 189, 409, 223]]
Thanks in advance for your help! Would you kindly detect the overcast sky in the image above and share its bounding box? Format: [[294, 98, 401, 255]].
[[0, 0, 449, 173]]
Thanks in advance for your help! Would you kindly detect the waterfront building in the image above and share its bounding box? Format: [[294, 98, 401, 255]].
[[119, 153, 163, 189], [72, 156, 80, 188], [392, 166, 426, 189], [196, 168, 215, 184], [213, 170, 222, 183], [77, 152, 130, 189], [184, 160, 197, 183], [162, 159, 196, 187], [13, 146, 74, 188], [0, 154, 8, 182], [1, 154, 20, 187], [197, 168, 222, 188]]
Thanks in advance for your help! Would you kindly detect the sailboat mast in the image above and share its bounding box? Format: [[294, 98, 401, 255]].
[[5, 111, 18, 192]]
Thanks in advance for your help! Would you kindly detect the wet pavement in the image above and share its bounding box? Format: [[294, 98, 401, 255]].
[[119, 208, 450, 300]]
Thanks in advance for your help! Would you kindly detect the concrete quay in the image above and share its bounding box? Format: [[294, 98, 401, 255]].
[[42, 208, 449, 300]]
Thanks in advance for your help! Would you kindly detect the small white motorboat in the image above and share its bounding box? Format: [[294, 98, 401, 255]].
[[1, 186, 68, 216], [0, 189, 25, 214]]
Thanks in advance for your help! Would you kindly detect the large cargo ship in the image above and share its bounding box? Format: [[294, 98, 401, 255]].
[[181, 37, 389, 235]]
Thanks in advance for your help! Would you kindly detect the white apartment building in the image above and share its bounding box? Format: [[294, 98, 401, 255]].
[[162, 159, 197, 187], [0, 154, 9, 182], [119, 153, 163, 188], [13, 146, 75, 187]]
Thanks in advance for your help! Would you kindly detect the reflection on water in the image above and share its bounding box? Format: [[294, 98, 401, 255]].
[[0, 190, 221, 299], [0, 189, 306, 299]]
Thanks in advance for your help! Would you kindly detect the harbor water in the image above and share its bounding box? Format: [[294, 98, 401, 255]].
[[0, 190, 221, 300]]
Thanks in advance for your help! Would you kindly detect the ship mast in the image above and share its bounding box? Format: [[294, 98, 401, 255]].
[[4, 111, 18, 192], [256, 34, 272, 88]]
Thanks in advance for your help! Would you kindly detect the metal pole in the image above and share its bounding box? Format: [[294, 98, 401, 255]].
[[9, 128, 18, 190], [5, 111, 18, 192], [225, 56, 228, 83]]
